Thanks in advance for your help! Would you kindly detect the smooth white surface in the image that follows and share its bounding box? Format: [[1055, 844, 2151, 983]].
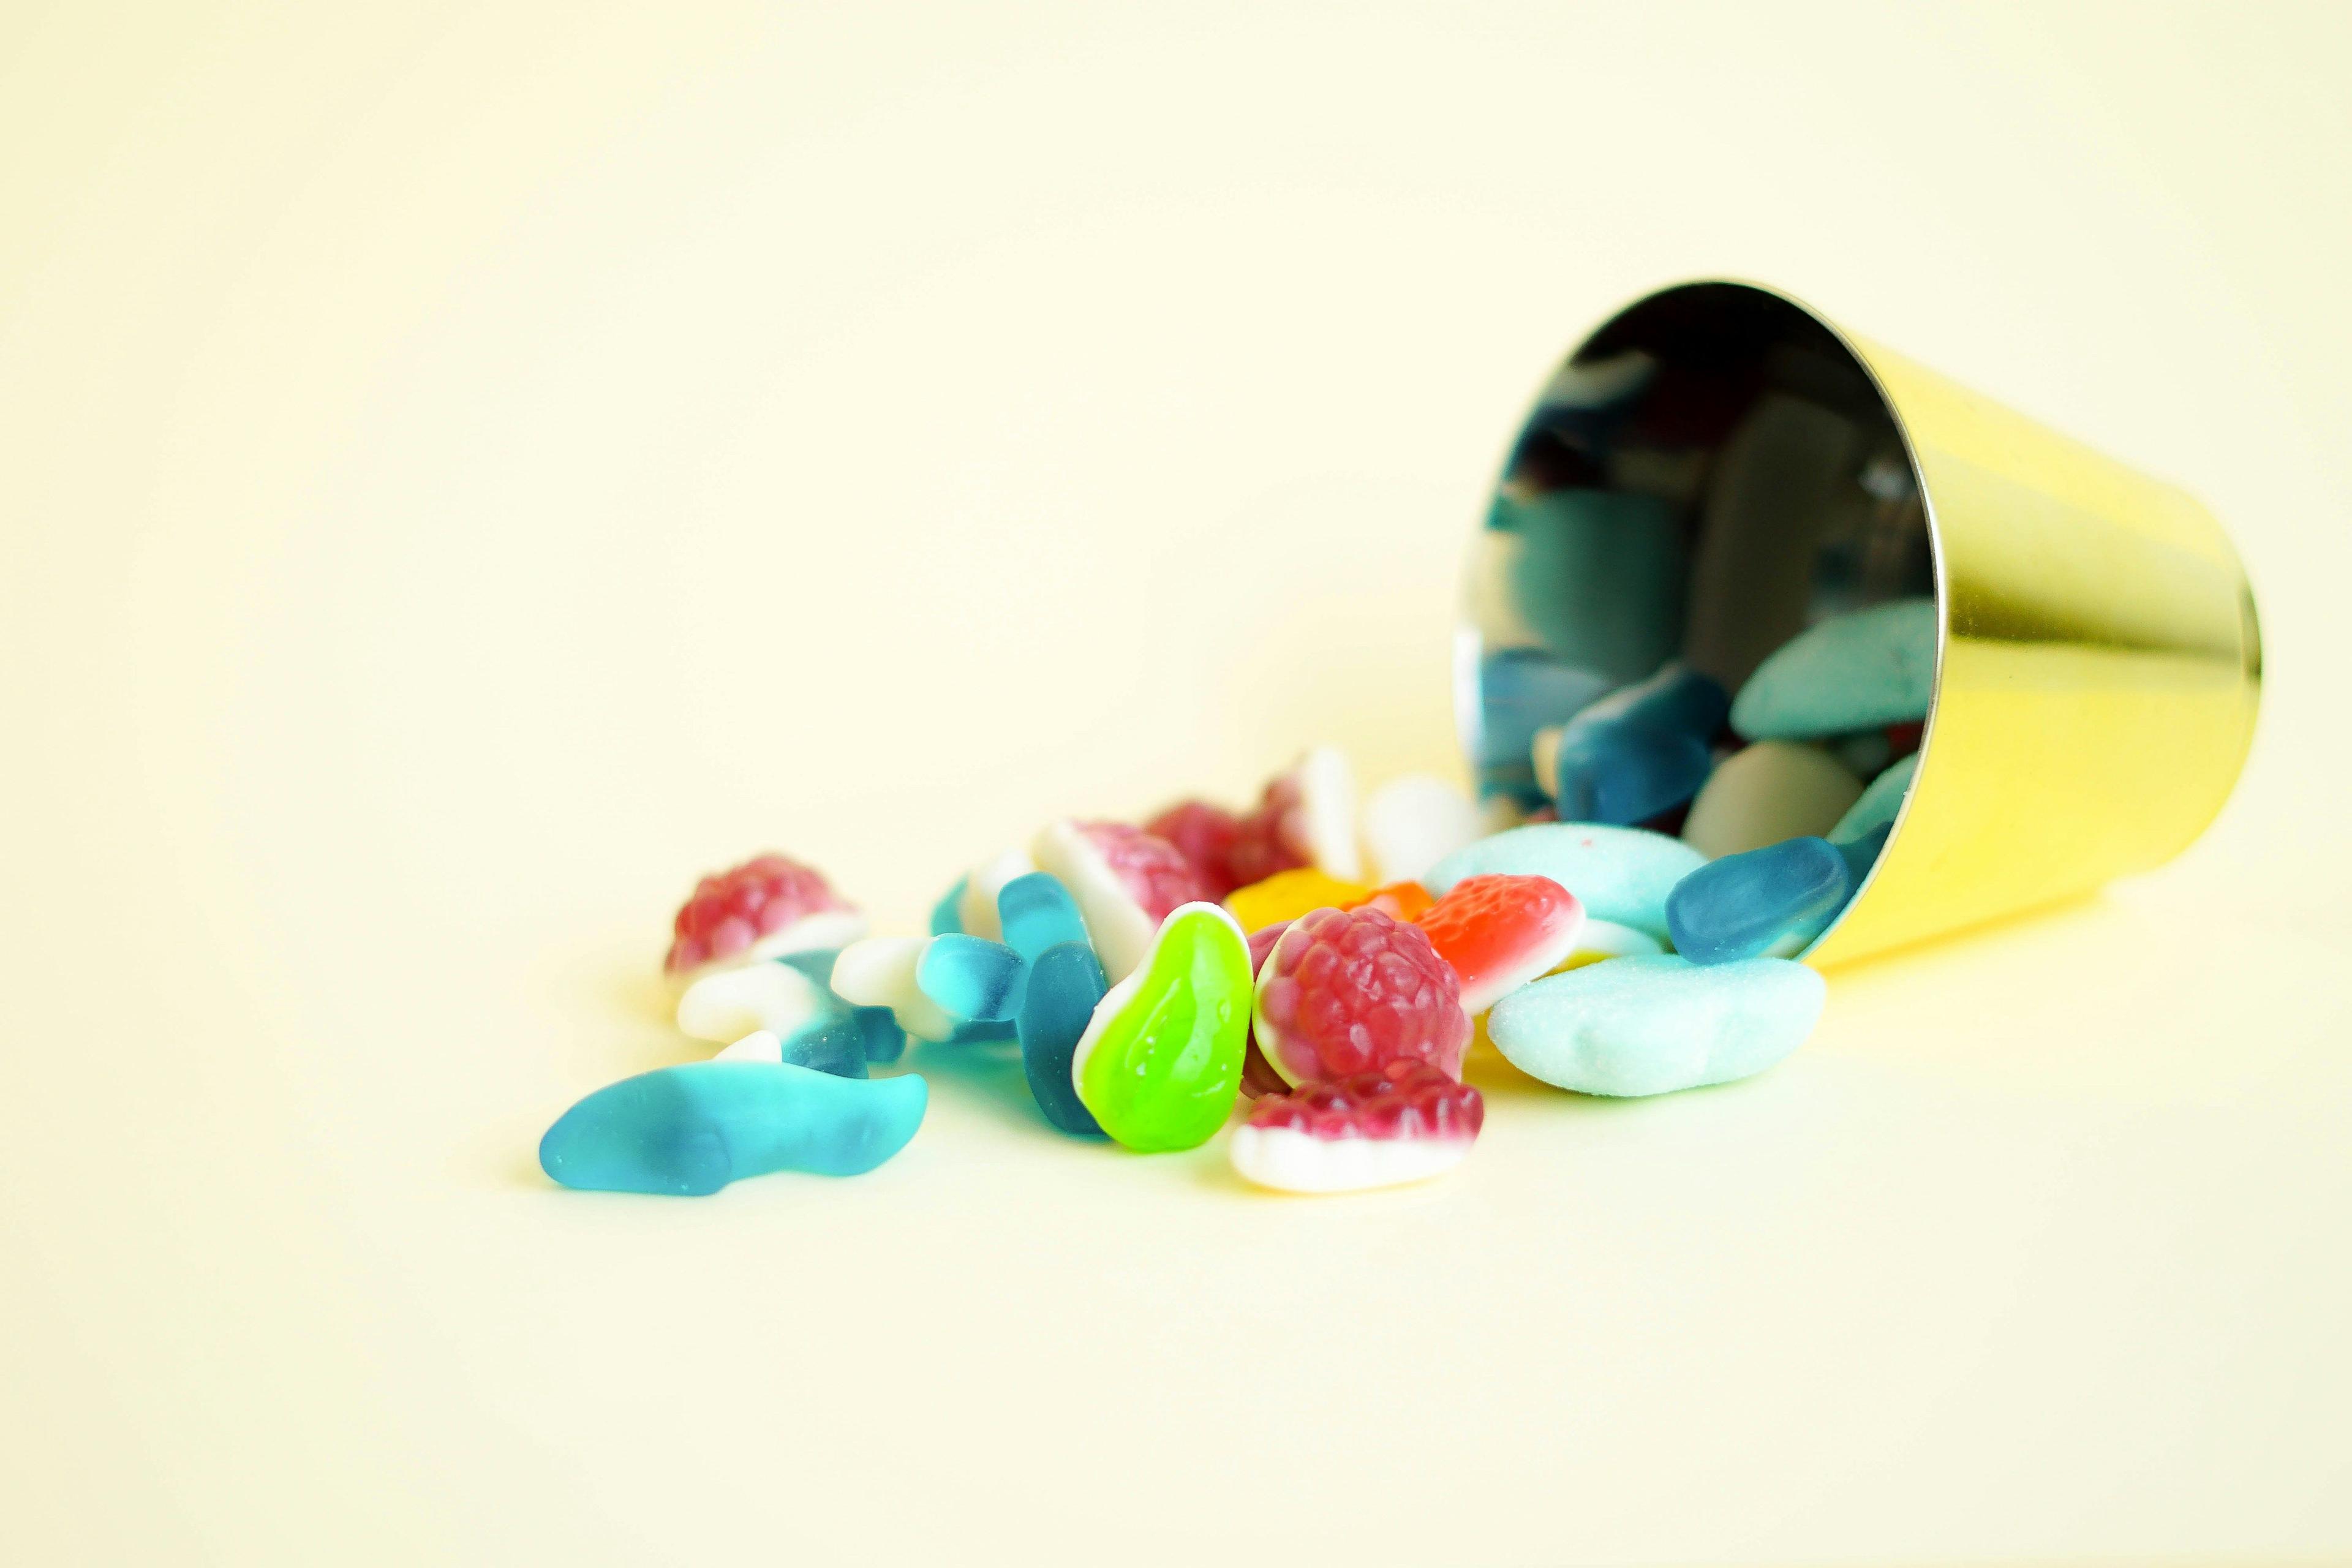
[[3, 4, 2349, 1564]]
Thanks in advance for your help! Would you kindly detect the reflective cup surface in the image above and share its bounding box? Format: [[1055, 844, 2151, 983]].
[[1462, 281, 2261, 967]]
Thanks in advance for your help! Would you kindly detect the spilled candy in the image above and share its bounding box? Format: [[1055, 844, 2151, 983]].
[[1018, 941, 1109, 1137], [1414, 873, 1585, 1014], [1555, 916, 1665, 970], [916, 935, 1027, 1023], [1224, 867, 1376, 934], [676, 961, 827, 1046], [1227, 745, 1361, 886], [955, 845, 1036, 942], [1031, 820, 1203, 984], [1423, 823, 1703, 941], [1229, 1063, 1485, 1194], [830, 937, 958, 1042], [995, 871, 1089, 962], [1665, 826, 1890, 965], [1354, 880, 1436, 922], [776, 950, 907, 1065], [665, 854, 867, 982], [1254, 905, 1471, 1087], [1730, 597, 1937, 740], [1071, 903, 1251, 1152], [1487, 954, 1825, 1097], [540, 1062, 927, 1195], [1144, 799, 1246, 902]]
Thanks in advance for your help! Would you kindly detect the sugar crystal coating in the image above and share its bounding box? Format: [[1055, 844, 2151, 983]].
[[1253, 906, 1471, 1087]]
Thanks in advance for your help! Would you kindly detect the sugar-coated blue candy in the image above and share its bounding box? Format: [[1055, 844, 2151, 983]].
[[775, 1013, 869, 1079], [917, 935, 1026, 1022], [1731, 598, 1937, 739], [1487, 956, 1823, 1097], [1665, 824, 1892, 964], [1017, 941, 1107, 1136], [539, 1062, 928, 1196], [930, 877, 968, 937], [997, 872, 1087, 963]]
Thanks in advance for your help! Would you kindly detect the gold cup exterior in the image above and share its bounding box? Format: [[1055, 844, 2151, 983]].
[[1809, 328, 2261, 965]]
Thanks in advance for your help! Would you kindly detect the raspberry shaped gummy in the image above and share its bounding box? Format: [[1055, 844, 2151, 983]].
[[1252, 905, 1470, 1087], [1229, 1061, 1485, 1193], [665, 854, 864, 980]]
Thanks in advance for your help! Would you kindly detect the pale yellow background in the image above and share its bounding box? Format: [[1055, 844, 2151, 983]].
[[4, 4, 2348, 1564]]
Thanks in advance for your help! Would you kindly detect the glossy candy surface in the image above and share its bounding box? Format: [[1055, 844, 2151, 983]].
[[995, 872, 1088, 962], [1017, 941, 1108, 1136], [1229, 1063, 1485, 1194], [1487, 955, 1825, 1097], [539, 1062, 927, 1195], [1536, 662, 1728, 826], [1730, 597, 1938, 740], [664, 854, 865, 980], [1680, 741, 1862, 859], [1665, 827, 1888, 965], [1031, 820, 1204, 983], [1224, 867, 1375, 934], [1254, 906, 1470, 1086], [1414, 873, 1585, 1013], [916, 935, 1026, 1022], [1423, 823, 1704, 940], [1071, 903, 1251, 1151]]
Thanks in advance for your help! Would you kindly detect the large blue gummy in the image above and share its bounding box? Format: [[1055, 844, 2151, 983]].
[[917, 935, 1025, 1022], [997, 872, 1087, 963], [1017, 941, 1107, 1136], [539, 1062, 928, 1196], [1554, 726, 1715, 826], [1666, 826, 1893, 965]]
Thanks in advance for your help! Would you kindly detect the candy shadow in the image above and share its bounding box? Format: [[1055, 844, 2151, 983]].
[[906, 1039, 1074, 1138]]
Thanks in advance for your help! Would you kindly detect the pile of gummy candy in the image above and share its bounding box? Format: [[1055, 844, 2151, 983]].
[[538, 595, 1932, 1197]]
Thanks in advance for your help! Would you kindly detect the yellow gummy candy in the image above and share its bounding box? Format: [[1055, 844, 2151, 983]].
[[1224, 868, 1374, 934]]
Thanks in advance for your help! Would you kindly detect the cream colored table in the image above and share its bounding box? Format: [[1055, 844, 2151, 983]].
[[4, 6, 2347, 1562]]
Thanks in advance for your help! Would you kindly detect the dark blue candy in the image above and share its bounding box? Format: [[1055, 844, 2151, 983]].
[[917, 935, 1025, 1022], [997, 872, 1087, 963], [1665, 825, 1891, 965], [1018, 941, 1108, 1137]]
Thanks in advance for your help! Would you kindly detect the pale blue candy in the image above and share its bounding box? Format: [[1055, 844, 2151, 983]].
[[539, 1062, 928, 1195], [917, 935, 1025, 1022], [1830, 753, 1919, 845], [930, 877, 967, 937], [1423, 823, 1706, 939], [1487, 955, 1825, 1096], [997, 872, 1087, 963], [1017, 941, 1107, 1137], [1665, 826, 1889, 965], [775, 950, 905, 1069], [1730, 597, 1937, 739]]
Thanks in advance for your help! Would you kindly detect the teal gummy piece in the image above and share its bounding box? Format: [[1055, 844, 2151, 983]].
[[1423, 823, 1705, 939], [930, 876, 968, 937], [777, 1013, 868, 1079], [1830, 752, 1919, 845], [774, 950, 903, 1071], [1553, 726, 1714, 826], [1017, 941, 1107, 1136], [1730, 597, 1937, 740], [1487, 954, 1825, 1096], [1665, 826, 1885, 965], [917, 935, 1025, 1022], [997, 872, 1087, 963], [540, 1062, 928, 1195]]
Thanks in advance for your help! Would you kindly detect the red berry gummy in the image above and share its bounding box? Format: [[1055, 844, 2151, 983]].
[[1143, 799, 1245, 902], [1031, 820, 1205, 982], [1253, 906, 1470, 1087], [665, 853, 861, 978], [1414, 873, 1585, 1014], [1230, 1061, 1485, 1193]]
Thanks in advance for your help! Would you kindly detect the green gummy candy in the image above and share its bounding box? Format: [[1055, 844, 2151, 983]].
[[1070, 903, 1250, 1152]]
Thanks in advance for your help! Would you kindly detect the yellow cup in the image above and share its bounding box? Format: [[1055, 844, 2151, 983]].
[[1461, 280, 2261, 967]]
